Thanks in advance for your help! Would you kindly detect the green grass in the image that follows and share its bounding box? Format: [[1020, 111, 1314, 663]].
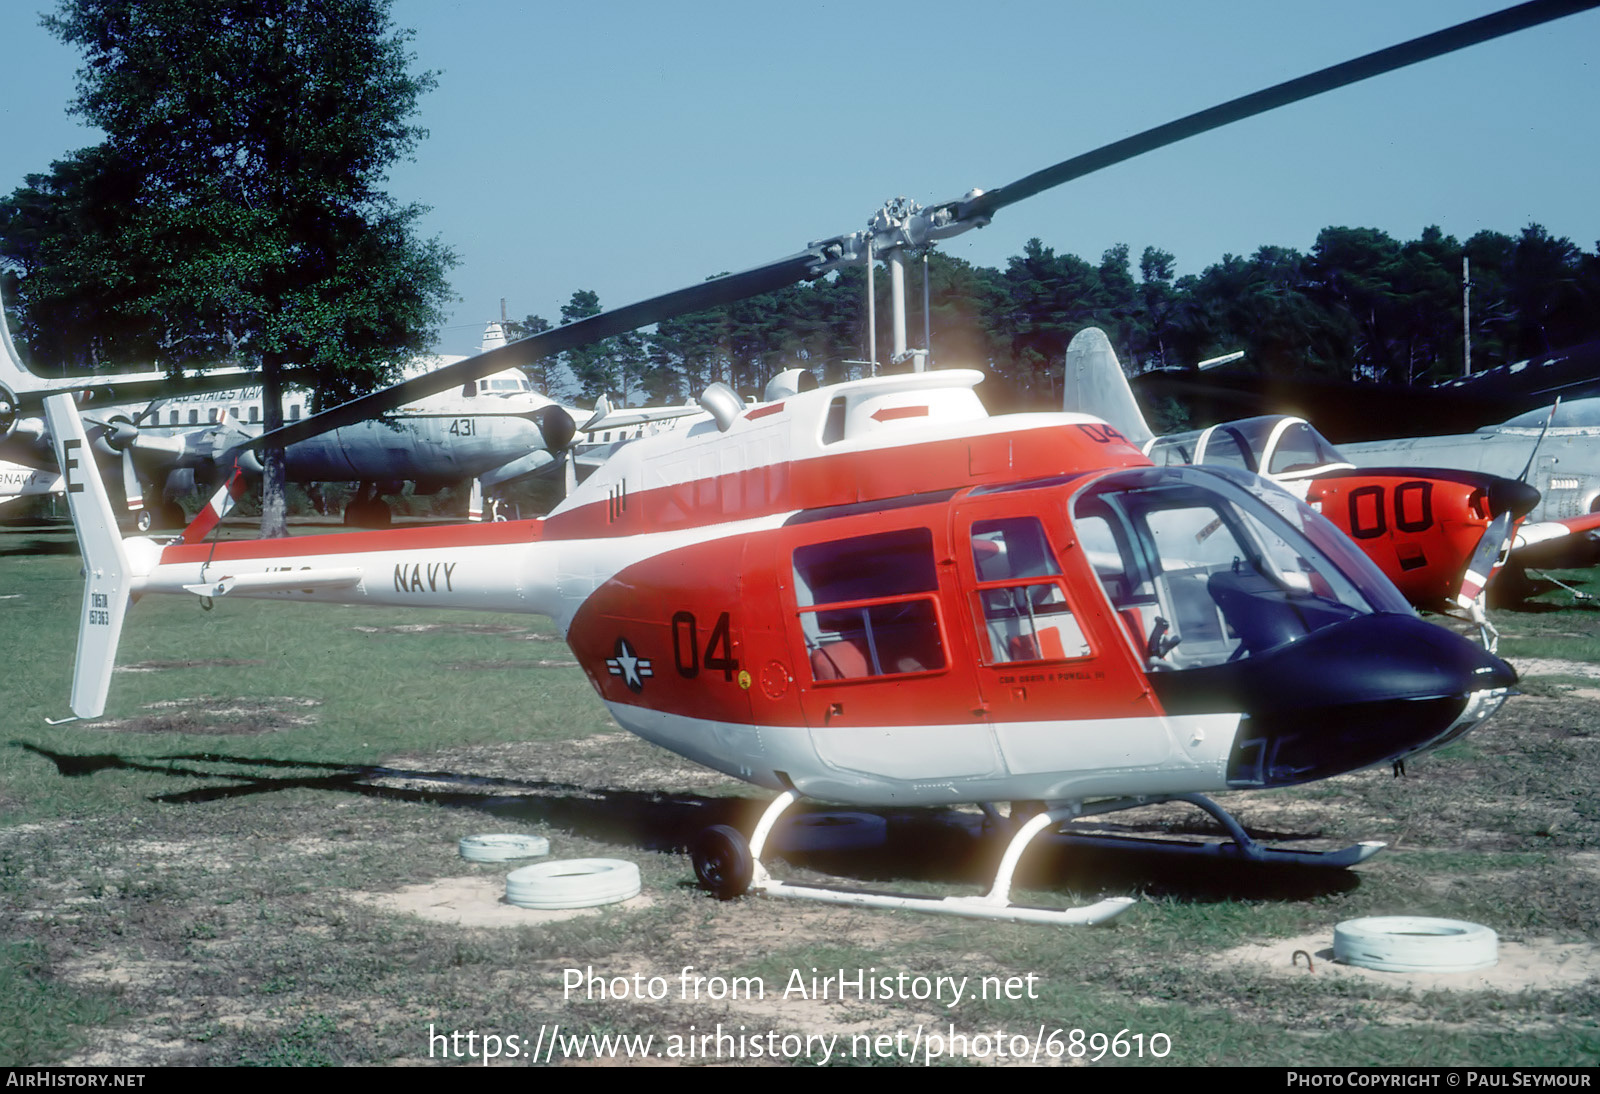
[[0, 942, 122, 1065], [1, 519, 1598, 1065]]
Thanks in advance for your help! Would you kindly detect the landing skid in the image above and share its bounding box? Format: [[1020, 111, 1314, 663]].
[[688, 791, 1383, 925], [1058, 793, 1386, 869], [692, 790, 1134, 926]]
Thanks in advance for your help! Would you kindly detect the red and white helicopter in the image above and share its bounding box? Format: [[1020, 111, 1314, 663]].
[[44, 2, 1588, 925]]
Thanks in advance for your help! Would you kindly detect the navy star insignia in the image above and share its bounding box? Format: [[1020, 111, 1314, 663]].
[[606, 637, 653, 693]]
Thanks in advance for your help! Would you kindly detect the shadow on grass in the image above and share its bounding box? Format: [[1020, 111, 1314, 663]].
[[14, 740, 1359, 905], [0, 536, 81, 557]]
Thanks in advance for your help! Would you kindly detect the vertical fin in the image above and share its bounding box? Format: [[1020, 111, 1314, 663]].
[[0, 278, 37, 386], [42, 394, 132, 720], [1063, 328, 1155, 446]]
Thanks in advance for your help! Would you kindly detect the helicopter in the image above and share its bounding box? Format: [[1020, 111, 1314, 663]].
[[43, 1, 1590, 925]]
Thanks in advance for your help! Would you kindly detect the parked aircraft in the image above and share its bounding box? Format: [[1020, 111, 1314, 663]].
[[1062, 328, 1541, 623], [0, 308, 582, 528], [0, 459, 60, 512], [40, 3, 1581, 923], [1340, 400, 1600, 568]]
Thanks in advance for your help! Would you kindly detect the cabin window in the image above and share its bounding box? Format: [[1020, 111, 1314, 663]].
[[189, 409, 199, 425], [793, 527, 946, 681], [1201, 427, 1255, 471], [249, 406, 260, 423], [1145, 435, 1194, 466], [168, 410, 179, 425], [229, 407, 239, 420], [1268, 422, 1344, 476], [821, 397, 847, 444], [208, 408, 218, 423], [290, 404, 301, 421], [969, 517, 1089, 663]]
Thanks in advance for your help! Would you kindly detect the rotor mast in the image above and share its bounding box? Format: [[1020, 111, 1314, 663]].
[[806, 192, 992, 373]]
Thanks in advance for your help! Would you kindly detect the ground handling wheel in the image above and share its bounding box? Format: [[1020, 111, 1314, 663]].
[[692, 825, 753, 900]]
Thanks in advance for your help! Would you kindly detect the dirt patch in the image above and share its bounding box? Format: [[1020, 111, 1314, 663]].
[[349, 874, 654, 927], [116, 659, 268, 673], [61, 956, 194, 988], [1214, 933, 1600, 994], [1511, 658, 1600, 681], [92, 696, 320, 734]]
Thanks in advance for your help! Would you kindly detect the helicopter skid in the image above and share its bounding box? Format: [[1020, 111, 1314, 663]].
[[1048, 832, 1387, 869], [750, 878, 1137, 926], [729, 791, 1136, 926], [1054, 793, 1386, 868]]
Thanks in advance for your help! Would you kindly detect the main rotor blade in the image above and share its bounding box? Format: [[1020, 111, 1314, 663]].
[[249, 0, 1597, 456], [959, 0, 1599, 222], [246, 250, 820, 452]]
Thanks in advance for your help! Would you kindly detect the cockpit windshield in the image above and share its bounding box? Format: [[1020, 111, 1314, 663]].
[[1147, 416, 1348, 479], [1266, 420, 1348, 476], [1070, 465, 1410, 669]]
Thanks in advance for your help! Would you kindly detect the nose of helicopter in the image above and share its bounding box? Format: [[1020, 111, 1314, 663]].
[[1150, 613, 1515, 789]]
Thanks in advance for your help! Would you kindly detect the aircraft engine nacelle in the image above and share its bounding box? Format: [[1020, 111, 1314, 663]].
[[531, 405, 577, 453], [1306, 469, 1539, 608]]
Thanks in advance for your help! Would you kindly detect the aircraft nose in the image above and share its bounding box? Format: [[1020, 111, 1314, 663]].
[[1222, 614, 1513, 788], [531, 405, 577, 452], [1149, 614, 1514, 788], [1485, 476, 1541, 521]]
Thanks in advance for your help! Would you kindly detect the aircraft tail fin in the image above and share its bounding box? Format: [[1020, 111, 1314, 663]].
[[0, 279, 42, 391], [1063, 328, 1154, 446], [42, 393, 133, 721]]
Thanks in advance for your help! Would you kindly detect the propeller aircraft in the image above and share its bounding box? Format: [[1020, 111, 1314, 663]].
[[0, 458, 60, 512], [1341, 399, 1600, 570], [0, 306, 584, 529], [41, 0, 1595, 924], [1060, 328, 1542, 638]]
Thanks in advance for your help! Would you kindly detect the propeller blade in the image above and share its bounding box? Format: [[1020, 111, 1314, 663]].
[[959, 0, 1598, 223], [1456, 510, 1515, 610], [242, 251, 821, 454], [1517, 396, 1561, 483], [121, 448, 143, 512], [133, 398, 164, 427]]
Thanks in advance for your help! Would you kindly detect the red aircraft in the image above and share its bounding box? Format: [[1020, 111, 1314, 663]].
[[44, 367, 1515, 923], [1062, 328, 1542, 641], [42, 2, 1591, 924]]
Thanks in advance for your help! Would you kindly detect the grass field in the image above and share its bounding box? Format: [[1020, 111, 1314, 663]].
[[1, 515, 1597, 1067]]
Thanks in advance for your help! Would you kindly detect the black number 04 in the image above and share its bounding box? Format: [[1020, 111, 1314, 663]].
[[672, 611, 738, 680]]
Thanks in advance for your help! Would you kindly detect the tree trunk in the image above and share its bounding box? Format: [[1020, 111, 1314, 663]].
[[259, 354, 289, 539]]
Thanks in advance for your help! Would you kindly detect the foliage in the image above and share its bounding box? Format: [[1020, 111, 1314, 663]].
[[1, 0, 456, 535], [604, 222, 1600, 410]]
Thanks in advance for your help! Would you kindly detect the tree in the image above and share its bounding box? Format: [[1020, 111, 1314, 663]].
[[0, 145, 162, 370], [504, 313, 552, 393], [559, 289, 612, 402], [31, 0, 455, 536]]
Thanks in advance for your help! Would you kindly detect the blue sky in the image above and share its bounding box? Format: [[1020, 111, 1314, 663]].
[[1, 1, 1596, 357]]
